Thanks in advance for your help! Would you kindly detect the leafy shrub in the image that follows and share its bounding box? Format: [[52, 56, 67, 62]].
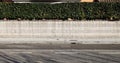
[[0, 2, 120, 20]]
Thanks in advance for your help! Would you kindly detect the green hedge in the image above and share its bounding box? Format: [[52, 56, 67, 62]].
[[0, 3, 120, 20]]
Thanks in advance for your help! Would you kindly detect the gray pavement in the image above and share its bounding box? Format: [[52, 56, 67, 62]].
[[0, 49, 120, 63], [0, 20, 120, 63], [1, 43, 120, 49]]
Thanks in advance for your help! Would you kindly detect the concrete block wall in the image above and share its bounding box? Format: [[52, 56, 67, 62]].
[[0, 20, 119, 44]]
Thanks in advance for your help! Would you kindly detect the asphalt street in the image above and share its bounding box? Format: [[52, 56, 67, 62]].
[[0, 49, 120, 63]]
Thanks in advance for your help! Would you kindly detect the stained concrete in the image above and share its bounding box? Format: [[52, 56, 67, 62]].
[[0, 20, 120, 44]]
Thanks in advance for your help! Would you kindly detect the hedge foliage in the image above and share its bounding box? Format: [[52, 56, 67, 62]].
[[0, 3, 120, 20]]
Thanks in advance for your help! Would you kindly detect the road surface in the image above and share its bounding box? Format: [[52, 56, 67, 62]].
[[0, 49, 120, 63]]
